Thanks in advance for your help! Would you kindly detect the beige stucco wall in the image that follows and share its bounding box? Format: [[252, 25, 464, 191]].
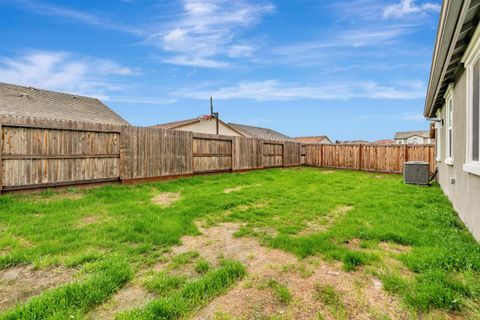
[[436, 67, 480, 240], [175, 119, 245, 137]]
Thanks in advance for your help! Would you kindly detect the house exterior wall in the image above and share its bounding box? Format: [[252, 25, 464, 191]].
[[395, 137, 433, 144], [436, 68, 480, 240], [174, 119, 245, 137]]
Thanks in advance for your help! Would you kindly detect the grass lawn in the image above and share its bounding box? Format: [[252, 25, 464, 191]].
[[0, 167, 479, 319]]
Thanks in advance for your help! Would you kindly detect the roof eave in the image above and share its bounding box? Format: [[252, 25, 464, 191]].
[[424, 0, 468, 118]]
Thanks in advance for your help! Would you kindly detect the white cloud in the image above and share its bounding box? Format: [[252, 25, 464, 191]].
[[174, 79, 426, 101], [383, 0, 440, 19], [13, 0, 141, 35], [162, 56, 229, 68], [148, 0, 273, 67], [0, 51, 177, 105], [227, 44, 256, 58]]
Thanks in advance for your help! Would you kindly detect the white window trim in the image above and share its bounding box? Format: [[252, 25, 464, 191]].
[[444, 84, 454, 165], [436, 109, 442, 162], [461, 24, 480, 175]]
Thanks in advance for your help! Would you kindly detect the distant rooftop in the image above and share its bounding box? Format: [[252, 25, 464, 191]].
[[0, 82, 129, 126], [394, 131, 429, 139], [228, 123, 294, 142], [294, 136, 331, 144]]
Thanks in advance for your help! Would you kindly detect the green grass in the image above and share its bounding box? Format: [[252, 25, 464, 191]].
[[267, 279, 292, 304], [118, 260, 246, 320], [0, 256, 131, 320], [314, 283, 347, 319], [0, 167, 479, 316]]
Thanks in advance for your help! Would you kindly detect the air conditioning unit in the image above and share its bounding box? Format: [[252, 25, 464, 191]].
[[404, 161, 430, 185]]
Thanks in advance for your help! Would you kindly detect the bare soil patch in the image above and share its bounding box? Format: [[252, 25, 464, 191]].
[[25, 191, 84, 204], [88, 284, 156, 320], [0, 265, 75, 312], [321, 170, 336, 174], [298, 205, 354, 236], [76, 215, 109, 228], [224, 186, 244, 194], [172, 222, 408, 320], [151, 192, 181, 207], [379, 242, 411, 254]]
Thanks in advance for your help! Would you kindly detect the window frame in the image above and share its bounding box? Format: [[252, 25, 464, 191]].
[[462, 24, 480, 175], [444, 84, 454, 165], [436, 109, 442, 162]]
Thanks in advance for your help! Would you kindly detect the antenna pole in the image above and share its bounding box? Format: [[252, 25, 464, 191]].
[[210, 97, 213, 116], [210, 97, 219, 135]]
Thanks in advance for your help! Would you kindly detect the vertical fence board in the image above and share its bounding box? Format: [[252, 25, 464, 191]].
[[305, 144, 435, 174], [0, 123, 2, 193]]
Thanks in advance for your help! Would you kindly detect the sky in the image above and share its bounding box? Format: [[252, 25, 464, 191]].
[[0, 0, 441, 141]]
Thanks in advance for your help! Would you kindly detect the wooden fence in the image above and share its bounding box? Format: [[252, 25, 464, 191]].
[[0, 115, 436, 192], [304, 144, 436, 174], [0, 116, 301, 191]]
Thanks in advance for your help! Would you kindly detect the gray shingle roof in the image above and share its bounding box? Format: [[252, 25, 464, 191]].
[[228, 123, 294, 142], [0, 82, 129, 126], [394, 131, 429, 139]]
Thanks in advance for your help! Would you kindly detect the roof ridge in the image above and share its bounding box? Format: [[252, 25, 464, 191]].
[[0, 82, 100, 101]]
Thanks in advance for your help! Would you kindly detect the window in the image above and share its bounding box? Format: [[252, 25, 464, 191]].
[[444, 85, 454, 165], [462, 25, 480, 175]]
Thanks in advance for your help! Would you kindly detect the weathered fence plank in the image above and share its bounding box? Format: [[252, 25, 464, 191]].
[[232, 137, 263, 171], [305, 144, 435, 174], [193, 134, 233, 173], [263, 142, 284, 168], [0, 123, 3, 194]]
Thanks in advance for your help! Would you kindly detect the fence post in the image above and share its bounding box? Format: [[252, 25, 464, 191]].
[[404, 145, 409, 162], [320, 144, 324, 167]]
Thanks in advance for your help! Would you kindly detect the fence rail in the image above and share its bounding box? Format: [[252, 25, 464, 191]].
[[0, 115, 436, 192]]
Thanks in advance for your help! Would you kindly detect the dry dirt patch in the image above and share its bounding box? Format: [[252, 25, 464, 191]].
[[0, 265, 75, 312], [151, 192, 181, 207], [88, 284, 156, 320], [298, 205, 354, 236], [224, 186, 244, 194], [172, 222, 408, 320], [76, 215, 110, 228]]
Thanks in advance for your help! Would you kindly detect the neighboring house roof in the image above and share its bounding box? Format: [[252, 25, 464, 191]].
[[0, 82, 129, 126], [152, 116, 247, 136], [394, 131, 430, 140], [336, 140, 369, 145], [371, 139, 395, 145], [294, 136, 332, 144], [228, 123, 294, 142], [424, 1, 478, 117], [152, 117, 206, 129]]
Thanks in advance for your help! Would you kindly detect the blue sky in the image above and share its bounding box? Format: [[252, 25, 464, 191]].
[[0, 0, 441, 141]]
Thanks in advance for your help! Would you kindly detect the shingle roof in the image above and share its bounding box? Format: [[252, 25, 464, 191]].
[[371, 139, 395, 145], [152, 118, 202, 129], [228, 123, 294, 141], [394, 131, 429, 139], [0, 82, 129, 126], [336, 140, 369, 145], [294, 136, 331, 144]]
